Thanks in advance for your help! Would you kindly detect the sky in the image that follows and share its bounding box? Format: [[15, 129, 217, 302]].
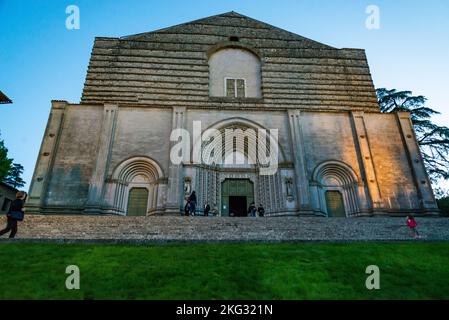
[[0, 0, 448, 191]]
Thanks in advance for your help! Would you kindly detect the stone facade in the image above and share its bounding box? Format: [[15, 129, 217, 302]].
[[0, 182, 18, 215], [26, 12, 438, 217]]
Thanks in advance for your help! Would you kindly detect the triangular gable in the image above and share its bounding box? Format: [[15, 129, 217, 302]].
[[122, 11, 334, 49]]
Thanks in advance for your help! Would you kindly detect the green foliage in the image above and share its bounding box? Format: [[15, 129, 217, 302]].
[[0, 133, 13, 181], [377, 88, 449, 182], [3, 163, 25, 189], [437, 197, 449, 217], [0, 243, 449, 299], [0, 132, 25, 188]]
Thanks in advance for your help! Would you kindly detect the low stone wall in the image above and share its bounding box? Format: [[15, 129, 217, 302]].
[[0, 215, 448, 242]]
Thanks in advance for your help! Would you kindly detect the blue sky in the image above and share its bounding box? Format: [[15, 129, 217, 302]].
[[1, 0, 448, 190]]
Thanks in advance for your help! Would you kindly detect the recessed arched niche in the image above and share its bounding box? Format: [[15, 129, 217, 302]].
[[208, 47, 262, 98]]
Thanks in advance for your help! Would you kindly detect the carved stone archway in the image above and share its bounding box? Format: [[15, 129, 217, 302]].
[[311, 161, 360, 217], [106, 156, 165, 215]]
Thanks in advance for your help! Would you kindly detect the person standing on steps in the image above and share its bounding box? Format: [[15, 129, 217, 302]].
[[257, 204, 265, 217], [247, 202, 257, 217], [0, 191, 27, 239], [189, 191, 197, 216], [184, 199, 191, 216], [204, 202, 210, 217]]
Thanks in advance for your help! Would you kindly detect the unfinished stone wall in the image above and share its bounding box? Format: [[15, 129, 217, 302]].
[[81, 12, 379, 112], [107, 107, 173, 177]]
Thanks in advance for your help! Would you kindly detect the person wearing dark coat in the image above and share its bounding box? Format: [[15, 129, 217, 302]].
[[204, 203, 210, 216], [257, 204, 265, 217], [247, 202, 257, 217], [184, 199, 191, 216], [188, 191, 197, 216], [0, 191, 27, 239]]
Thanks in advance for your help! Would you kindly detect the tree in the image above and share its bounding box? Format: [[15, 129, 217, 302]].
[[437, 196, 449, 217], [0, 132, 25, 189], [0, 133, 13, 181], [3, 163, 25, 189], [376, 88, 449, 182]]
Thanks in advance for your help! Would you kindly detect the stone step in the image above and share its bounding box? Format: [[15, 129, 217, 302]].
[[1, 215, 448, 242]]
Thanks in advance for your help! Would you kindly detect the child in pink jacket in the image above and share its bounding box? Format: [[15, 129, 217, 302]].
[[406, 215, 420, 238]]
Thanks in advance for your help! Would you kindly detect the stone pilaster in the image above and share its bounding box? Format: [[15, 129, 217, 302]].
[[287, 110, 312, 213], [350, 111, 383, 211], [84, 104, 118, 214], [396, 112, 438, 211], [25, 101, 67, 213], [165, 106, 186, 214]]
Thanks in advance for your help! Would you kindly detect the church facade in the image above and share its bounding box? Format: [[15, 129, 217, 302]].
[[26, 12, 438, 217]]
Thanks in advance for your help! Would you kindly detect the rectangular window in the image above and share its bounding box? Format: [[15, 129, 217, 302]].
[[226, 79, 235, 98], [236, 79, 245, 98], [225, 78, 246, 98]]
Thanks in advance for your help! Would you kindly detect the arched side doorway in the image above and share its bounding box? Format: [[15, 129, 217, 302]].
[[312, 161, 360, 217], [221, 179, 254, 216], [110, 156, 164, 216]]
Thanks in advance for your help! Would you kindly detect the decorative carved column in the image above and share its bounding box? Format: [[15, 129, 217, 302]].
[[287, 109, 312, 213], [84, 104, 118, 214], [25, 100, 67, 214]]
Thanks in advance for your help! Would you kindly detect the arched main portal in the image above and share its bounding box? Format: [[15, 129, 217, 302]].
[[192, 117, 285, 169], [189, 117, 287, 216]]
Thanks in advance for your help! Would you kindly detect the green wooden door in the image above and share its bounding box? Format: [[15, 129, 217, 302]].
[[325, 190, 346, 217], [127, 188, 148, 216], [221, 179, 254, 216]]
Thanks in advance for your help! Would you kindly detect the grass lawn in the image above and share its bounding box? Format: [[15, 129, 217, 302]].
[[0, 242, 448, 300]]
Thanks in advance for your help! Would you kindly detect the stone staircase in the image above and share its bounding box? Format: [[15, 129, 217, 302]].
[[1, 215, 448, 242]]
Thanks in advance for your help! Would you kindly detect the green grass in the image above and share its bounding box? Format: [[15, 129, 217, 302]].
[[0, 242, 448, 300]]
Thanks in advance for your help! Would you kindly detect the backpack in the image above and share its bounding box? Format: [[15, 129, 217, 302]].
[[8, 199, 24, 221]]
